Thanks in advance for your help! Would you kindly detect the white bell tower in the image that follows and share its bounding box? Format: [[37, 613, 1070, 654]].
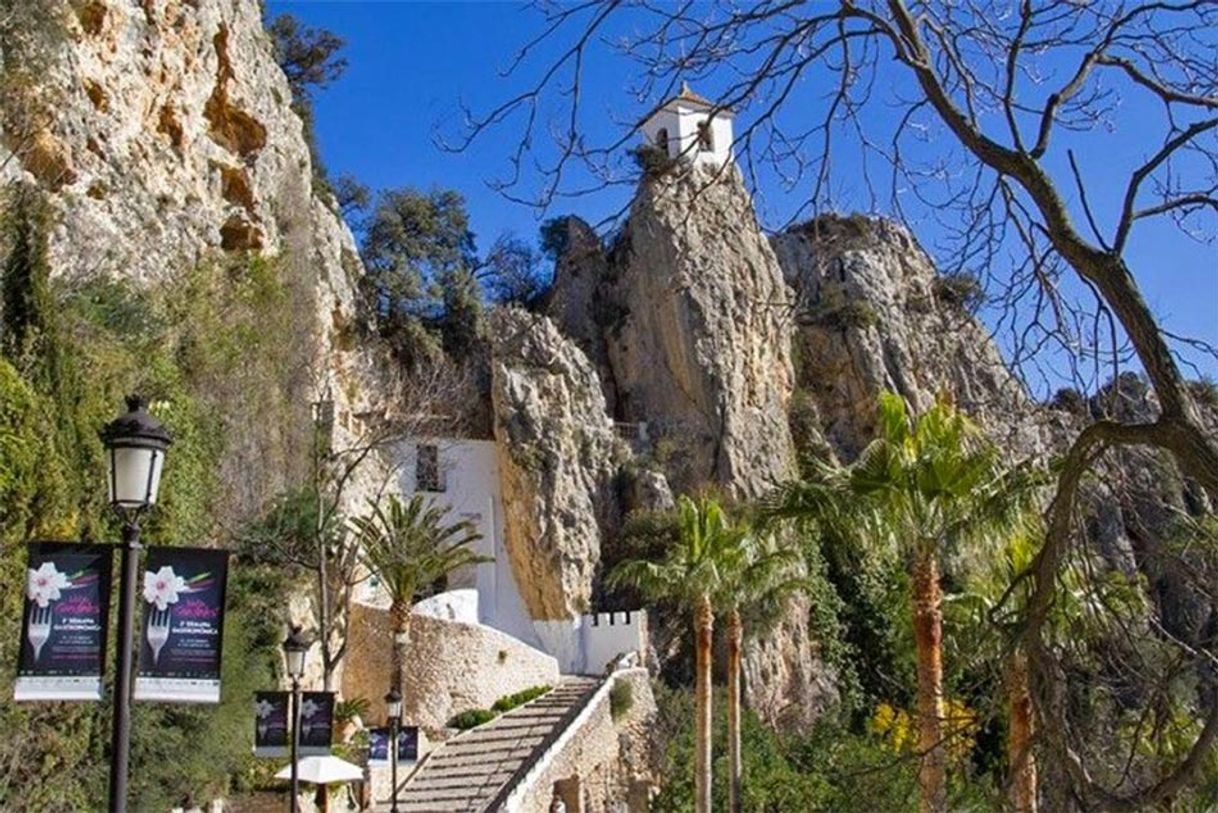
[[639, 83, 734, 168]]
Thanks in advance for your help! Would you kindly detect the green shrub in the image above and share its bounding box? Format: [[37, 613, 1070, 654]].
[[932, 273, 984, 311], [1188, 377, 1218, 409], [448, 709, 498, 730], [0, 188, 297, 810], [610, 679, 634, 721], [335, 697, 371, 725], [630, 144, 676, 178], [802, 281, 878, 332], [492, 684, 552, 713]]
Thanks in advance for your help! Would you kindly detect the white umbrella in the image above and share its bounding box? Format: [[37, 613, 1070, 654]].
[[274, 755, 364, 785]]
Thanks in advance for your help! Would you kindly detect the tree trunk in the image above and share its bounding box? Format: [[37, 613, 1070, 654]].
[[1008, 648, 1038, 813], [912, 550, 946, 813], [389, 599, 411, 699], [727, 608, 743, 813], [694, 593, 714, 813]]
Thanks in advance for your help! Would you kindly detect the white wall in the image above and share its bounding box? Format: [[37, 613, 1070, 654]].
[[386, 439, 647, 676], [533, 611, 647, 675], [640, 102, 734, 168], [393, 439, 541, 647]]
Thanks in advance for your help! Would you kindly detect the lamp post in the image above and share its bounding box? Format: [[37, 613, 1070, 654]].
[[283, 626, 309, 813], [384, 688, 403, 813], [100, 395, 172, 813]]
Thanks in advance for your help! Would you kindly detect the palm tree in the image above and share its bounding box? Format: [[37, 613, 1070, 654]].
[[350, 493, 488, 698], [768, 392, 1034, 813], [715, 527, 805, 813], [609, 494, 742, 813]]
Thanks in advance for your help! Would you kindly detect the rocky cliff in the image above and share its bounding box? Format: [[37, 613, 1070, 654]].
[[490, 308, 628, 620], [1, 0, 389, 515]]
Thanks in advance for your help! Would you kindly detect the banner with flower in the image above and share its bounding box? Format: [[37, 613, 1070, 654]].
[[14, 542, 113, 702], [368, 726, 419, 767], [253, 691, 290, 758], [300, 691, 335, 756], [133, 546, 230, 703]]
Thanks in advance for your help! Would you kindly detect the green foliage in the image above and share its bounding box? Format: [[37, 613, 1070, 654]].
[[266, 13, 347, 195], [491, 684, 552, 713], [350, 493, 488, 610], [538, 216, 571, 262], [1049, 386, 1089, 416], [359, 187, 484, 365], [650, 686, 996, 812], [802, 280, 878, 331], [932, 273, 985, 311], [608, 495, 744, 611], [482, 234, 550, 308], [335, 697, 371, 725], [609, 679, 634, 721], [448, 708, 498, 730], [0, 0, 67, 158], [266, 14, 348, 100], [0, 191, 297, 810], [1187, 376, 1218, 409], [630, 144, 676, 178]]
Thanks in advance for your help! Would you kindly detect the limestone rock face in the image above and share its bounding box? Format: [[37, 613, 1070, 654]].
[[490, 308, 628, 620], [544, 168, 827, 732], [770, 215, 1059, 462], [0, 0, 389, 514], [605, 165, 797, 499]]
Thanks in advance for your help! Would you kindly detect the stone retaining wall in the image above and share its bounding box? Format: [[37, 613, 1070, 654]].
[[344, 602, 560, 734], [505, 668, 658, 813]]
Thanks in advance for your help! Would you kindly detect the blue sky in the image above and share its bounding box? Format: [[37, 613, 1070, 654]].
[[267, 2, 1217, 387]]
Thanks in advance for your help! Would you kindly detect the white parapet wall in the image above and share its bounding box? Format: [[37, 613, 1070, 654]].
[[533, 610, 648, 676]]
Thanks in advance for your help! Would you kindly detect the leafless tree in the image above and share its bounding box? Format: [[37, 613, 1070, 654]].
[[240, 355, 479, 690], [451, 1, 1218, 808]]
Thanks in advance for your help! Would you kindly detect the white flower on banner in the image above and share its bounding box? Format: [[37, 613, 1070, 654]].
[[255, 699, 275, 719], [27, 562, 70, 608], [143, 565, 187, 611], [300, 698, 321, 720]]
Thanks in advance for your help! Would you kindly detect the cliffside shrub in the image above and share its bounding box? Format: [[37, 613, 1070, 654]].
[[630, 144, 676, 178], [803, 281, 878, 332], [932, 273, 984, 311], [448, 708, 498, 730], [491, 684, 552, 713], [609, 679, 634, 721]]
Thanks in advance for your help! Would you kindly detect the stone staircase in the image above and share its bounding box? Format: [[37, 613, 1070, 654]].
[[381, 675, 602, 812]]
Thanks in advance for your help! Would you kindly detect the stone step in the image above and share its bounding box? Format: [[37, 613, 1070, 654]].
[[378, 676, 605, 812]]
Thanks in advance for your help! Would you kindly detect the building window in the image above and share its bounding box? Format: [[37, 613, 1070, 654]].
[[697, 120, 714, 152], [655, 127, 669, 155], [416, 444, 444, 492]]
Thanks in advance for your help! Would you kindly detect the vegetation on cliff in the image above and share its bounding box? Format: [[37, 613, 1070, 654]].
[[0, 185, 303, 810]]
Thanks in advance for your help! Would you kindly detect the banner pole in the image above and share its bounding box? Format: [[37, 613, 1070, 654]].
[[290, 677, 301, 813], [109, 519, 140, 813]]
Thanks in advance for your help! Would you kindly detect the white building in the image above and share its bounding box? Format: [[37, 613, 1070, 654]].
[[638, 82, 735, 168], [368, 438, 646, 676]]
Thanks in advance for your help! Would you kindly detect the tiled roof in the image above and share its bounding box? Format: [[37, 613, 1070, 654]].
[[638, 82, 735, 125]]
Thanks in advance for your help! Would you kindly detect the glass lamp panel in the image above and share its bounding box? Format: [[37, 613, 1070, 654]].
[[285, 649, 306, 678], [108, 447, 158, 508]]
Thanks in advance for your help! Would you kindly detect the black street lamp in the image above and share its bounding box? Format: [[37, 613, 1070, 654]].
[[384, 688, 403, 813], [283, 626, 309, 813], [100, 395, 171, 813]]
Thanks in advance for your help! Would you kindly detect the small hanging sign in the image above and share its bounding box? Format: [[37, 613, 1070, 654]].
[[254, 691, 291, 757]]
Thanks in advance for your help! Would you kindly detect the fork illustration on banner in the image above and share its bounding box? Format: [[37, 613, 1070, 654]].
[[146, 607, 172, 666], [27, 605, 52, 662]]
